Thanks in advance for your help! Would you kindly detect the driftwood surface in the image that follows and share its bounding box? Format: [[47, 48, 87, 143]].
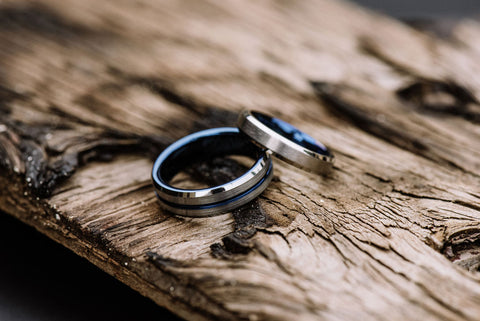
[[1, 0, 480, 320]]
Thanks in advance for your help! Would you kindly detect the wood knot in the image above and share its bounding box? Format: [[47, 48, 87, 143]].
[[396, 79, 480, 123], [211, 200, 271, 258], [441, 228, 480, 272]]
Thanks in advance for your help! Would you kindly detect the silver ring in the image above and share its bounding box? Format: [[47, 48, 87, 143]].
[[237, 110, 334, 174], [152, 127, 273, 217]]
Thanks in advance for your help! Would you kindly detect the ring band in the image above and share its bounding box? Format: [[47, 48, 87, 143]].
[[152, 127, 273, 217], [237, 110, 334, 173], [154, 165, 272, 217]]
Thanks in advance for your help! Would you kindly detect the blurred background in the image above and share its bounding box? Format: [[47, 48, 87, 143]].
[[355, 0, 479, 18], [0, 1, 478, 321]]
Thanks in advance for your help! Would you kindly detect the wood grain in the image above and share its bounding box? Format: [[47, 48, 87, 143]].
[[1, 1, 480, 320]]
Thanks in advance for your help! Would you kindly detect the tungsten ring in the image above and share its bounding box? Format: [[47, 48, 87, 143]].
[[237, 110, 334, 174], [152, 127, 273, 217]]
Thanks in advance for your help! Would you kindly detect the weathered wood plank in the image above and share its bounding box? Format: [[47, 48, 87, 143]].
[[1, 0, 480, 320]]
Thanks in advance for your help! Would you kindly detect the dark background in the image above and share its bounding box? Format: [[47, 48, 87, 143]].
[[355, 0, 478, 18], [1, 1, 478, 321]]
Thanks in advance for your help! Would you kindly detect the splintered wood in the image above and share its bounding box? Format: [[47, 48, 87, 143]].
[[0, 1, 479, 320]]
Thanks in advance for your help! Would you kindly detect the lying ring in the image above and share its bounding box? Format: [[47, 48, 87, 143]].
[[152, 127, 273, 217], [237, 110, 334, 173]]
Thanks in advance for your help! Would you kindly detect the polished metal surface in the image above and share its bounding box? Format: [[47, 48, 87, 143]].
[[155, 162, 273, 217], [152, 127, 273, 217], [154, 154, 270, 206], [237, 110, 334, 174]]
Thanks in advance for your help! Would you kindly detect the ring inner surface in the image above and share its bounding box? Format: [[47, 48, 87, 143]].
[[158, 132, 261, 185], [251, 111, 331, 156]]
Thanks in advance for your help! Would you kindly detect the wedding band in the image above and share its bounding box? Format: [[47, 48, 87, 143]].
[[237, 110, 334, 173], [152, 127, 273, 217], [152, 111, 333, 217]]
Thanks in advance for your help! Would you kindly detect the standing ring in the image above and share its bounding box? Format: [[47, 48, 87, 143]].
[[237, 110, 334, 174]]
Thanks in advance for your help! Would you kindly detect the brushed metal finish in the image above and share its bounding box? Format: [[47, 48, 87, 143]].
[[237, 110, 334, 174]]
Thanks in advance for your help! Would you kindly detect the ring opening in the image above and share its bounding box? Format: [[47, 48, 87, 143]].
[[158, 130, 261, 186]]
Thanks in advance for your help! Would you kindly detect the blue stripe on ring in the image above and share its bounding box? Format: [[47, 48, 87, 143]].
[[155, 161, 272, 211]]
